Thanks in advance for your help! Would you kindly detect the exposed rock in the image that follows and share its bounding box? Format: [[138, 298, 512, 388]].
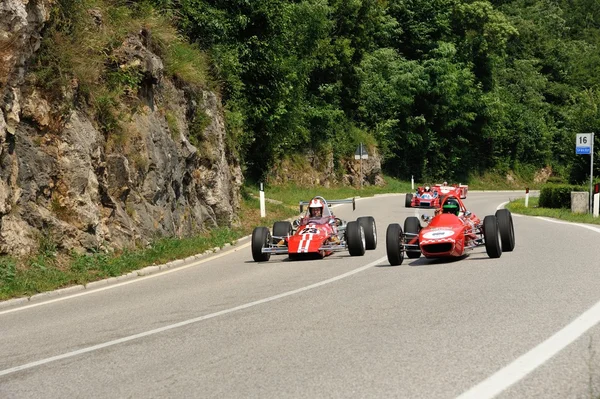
[[534, 166, 552, 184], [0, 0, 52, 132], [268, 145, 384, 188], [0, 4, 243, 257], [22, 90, 51, 127]]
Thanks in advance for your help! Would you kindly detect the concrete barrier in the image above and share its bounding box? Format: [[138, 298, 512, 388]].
[[571, 191, 589, 214]]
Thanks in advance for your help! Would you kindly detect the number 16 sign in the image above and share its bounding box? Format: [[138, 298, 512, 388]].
[[576, 133, 592, 155]]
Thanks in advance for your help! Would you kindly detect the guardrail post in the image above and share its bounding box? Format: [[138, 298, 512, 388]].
[[411, 175, 414, 190], [525, 187, 529, 208]]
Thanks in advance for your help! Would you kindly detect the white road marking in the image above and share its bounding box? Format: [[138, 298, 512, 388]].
[[0, 256, 387, 377], [459, 203, 600, 398], [457, 300, 600, 399]]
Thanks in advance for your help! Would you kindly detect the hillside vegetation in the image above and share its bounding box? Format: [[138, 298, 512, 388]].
[[143, 0, 600, 184], [36, 0, 600, 186]]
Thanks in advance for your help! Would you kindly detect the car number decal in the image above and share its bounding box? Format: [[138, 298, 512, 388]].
[[423, 230, 454, 239], [300, 227, 319, 235]]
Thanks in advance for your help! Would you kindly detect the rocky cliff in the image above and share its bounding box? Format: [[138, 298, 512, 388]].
[[0, 1, 243, 256]]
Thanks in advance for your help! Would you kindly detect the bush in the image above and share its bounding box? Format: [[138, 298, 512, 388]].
[[539, 184, 585, 209]]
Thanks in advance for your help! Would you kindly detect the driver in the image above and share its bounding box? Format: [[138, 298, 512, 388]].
[[442, 198, 460, 215], [441, 197, 476, 238], [308, 198, 324, 218]]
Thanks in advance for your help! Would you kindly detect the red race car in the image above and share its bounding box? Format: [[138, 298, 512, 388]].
[[405, 185, 442, 208], [405, 182, 468, 208], [387, 195, 515, 265], [434, 182, 469, 199], [251, 196, 377, 261]]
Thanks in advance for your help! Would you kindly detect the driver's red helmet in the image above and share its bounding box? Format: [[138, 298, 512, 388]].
[[309, 198, 324, 217]]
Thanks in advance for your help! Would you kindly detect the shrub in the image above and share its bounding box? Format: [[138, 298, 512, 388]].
[[539, 184, 585, 209]]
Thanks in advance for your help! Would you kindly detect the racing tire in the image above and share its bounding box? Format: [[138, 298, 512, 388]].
[[251, 227, 271, 262], [405, 193, 413, 208], [346, 221, 366, 256], [483, 215, 502, 259], [386, 223, 404, 266], [357, 216, 377, 250], [403, 216, 422, 259], [495, 209, 515, 252], [272, 221, 293, 245]]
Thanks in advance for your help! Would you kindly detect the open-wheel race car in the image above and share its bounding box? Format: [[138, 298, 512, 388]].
[[405, 182, 469, 208], [251, 196, 377, 262], [404, 185, 442, 208], [388, 195, 515, 266], [435, 182, 468, 199]]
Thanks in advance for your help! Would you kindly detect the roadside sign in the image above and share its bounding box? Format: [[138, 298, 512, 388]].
[[576, 133, 592, 154], [354, 143, 368, 160]]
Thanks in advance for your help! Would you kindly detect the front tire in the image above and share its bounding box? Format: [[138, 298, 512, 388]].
[[495, 209, 515, 252], [251, 227, 271, 262], [272, 221, 293, 245], [483, 216, 502, 259], [346, 221, 366, 256], [357, 216, 377, 250], [403, 216, 422, 259], [386, 223, 404, 266], [405, 193, 413, 208]]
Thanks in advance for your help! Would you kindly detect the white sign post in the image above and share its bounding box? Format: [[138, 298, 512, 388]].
[[259, 182, 266, 218], [576, 133, 594, 214], [354, 143, 368, 189]]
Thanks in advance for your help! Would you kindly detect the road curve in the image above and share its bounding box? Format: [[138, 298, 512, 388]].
[[1, 192, 599, 398]]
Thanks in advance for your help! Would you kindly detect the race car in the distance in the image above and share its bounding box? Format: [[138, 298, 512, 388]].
[[434, 182, 468, 199], [405, 182, 468, 208], [388, 195, 515, 265], [404, 185, 442, 208], [251, 196, 377, 262]]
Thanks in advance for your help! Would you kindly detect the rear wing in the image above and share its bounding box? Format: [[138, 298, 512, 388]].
[[299, 197, 355, 213]]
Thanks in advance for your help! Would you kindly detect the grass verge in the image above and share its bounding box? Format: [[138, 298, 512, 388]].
[[506, 196, 600, 226], [0, 194, 298, 302]]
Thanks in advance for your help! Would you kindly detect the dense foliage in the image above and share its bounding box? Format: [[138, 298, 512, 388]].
[[78, 1, 600, 183]]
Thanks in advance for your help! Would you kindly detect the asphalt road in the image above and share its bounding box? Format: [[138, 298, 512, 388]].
[[1, 192, 600, 398]]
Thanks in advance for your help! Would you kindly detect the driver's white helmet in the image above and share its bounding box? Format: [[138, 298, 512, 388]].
[[309, 198, 324, 217]]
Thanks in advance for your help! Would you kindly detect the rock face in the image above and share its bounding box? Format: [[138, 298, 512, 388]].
[[0, 1, 242, 256], [268, 145, 384, 188]]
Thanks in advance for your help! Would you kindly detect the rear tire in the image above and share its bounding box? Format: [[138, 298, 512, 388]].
[[272, 221, 293, 244], [357, 216, 377, 250], [251, 227, 271, 262], [386, 223, 404, 266], [483, 216, 502, 259], [346, 221, 366, 256], [403, 216, 422, 259], [405, 193, 413, 208], [495, 209, 515, 252]]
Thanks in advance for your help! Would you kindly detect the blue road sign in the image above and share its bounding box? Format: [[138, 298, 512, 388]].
[[576, 147, 591, 155]]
